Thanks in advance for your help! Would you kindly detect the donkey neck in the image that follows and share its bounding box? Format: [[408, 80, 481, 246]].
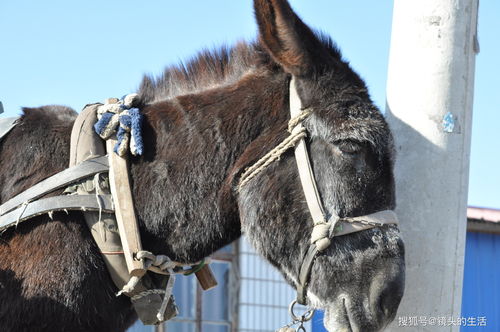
[[130, 71, 291, 262]]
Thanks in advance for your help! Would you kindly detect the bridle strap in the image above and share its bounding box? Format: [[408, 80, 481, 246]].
[[297, 244, 318, 305], [289, 77, 323, 305], [289, 77, 398, 305], [337, 210, 399, 236], [289, 77, 329, 225], [289, 77, 329, 305], [295, 210, 399, 305]]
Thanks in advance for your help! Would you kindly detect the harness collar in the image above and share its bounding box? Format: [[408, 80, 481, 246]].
[[0, 98, 218, 325]]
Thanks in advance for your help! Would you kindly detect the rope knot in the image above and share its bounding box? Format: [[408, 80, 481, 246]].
[[310, 222, 331, 252], [238, 107, 312, 190], [94, 93, 144, 157], [288, 107, 312, 133], [238, 127, 307, 190], [136, 250, 177, 273]]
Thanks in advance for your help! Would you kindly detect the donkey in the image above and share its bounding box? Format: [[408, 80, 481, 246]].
[[0, 1, 404, 331]]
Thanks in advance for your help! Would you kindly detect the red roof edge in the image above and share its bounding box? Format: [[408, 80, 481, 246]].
[[467, 206, 500, 223]]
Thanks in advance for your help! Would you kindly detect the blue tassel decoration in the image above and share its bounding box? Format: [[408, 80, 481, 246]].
[[129, 108, 144, 156], [94, 94, 144, 156], [94, 112, 114, 136]]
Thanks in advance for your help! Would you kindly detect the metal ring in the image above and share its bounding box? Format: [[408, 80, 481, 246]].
[[289, 300, 315, 322]]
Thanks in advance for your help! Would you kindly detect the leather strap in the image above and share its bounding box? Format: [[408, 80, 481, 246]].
[[0, 156, 109, 216], [106, 135, 147, 277], [290, 77, 326, 305], [296, 210, 399, 304], [289, 77, 327, 225], [297, 244, 318, 305], [335, 210, 399, 237], [0, 194, 114, 231]]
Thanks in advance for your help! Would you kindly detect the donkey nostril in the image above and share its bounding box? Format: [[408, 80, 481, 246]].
[[377, 276, 404, 321]]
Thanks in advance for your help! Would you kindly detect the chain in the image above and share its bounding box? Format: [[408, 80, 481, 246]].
[[277, 320, 306, 332], [277, 319, 307, 332], [277, 300, 314, 332]]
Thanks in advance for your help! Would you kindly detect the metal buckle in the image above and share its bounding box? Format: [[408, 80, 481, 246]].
[[289, 300, 315, 322]]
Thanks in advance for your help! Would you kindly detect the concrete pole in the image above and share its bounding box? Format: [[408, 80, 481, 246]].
[[384, 0, 478, 330]]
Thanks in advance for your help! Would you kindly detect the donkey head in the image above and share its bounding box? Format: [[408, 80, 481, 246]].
[[237, 1, 405, 331]]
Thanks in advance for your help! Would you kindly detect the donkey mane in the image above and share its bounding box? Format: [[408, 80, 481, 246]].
[[137, 33, 345, 104]]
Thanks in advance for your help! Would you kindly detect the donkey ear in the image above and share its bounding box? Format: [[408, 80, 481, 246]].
[[254, 0, 332, 76]]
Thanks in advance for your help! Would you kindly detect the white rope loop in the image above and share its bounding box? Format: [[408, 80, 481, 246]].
[[135, 251, 177, 275], [132, 250, 178, 322], [116, 251, 174, 297], [310, 222, 331, 252], [116, 276, 141, 297]]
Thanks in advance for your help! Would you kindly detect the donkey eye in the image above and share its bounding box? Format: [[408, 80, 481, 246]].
[[335, 140, 363, 155]]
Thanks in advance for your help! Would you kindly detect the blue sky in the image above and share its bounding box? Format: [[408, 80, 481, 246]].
[[1, 1, 498, 209]]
